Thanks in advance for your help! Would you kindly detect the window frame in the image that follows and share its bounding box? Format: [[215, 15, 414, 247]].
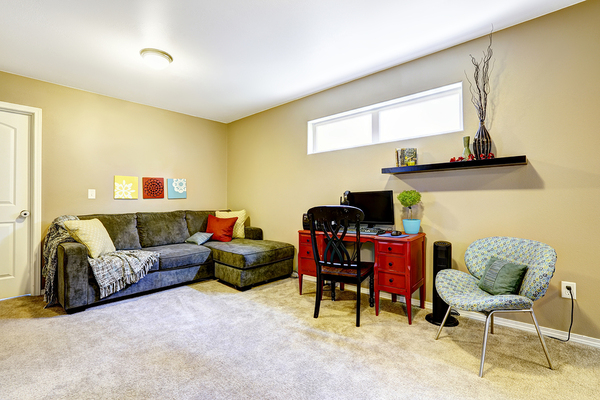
[[307, 82, 463, 154]]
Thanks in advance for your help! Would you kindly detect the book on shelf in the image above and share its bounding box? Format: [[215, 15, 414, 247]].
[[396, 148, 417, 166]]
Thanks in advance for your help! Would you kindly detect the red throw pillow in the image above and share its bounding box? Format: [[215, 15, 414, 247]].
[[206, 215, 238, 242]]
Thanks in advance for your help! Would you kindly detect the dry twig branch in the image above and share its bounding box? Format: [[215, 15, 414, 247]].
[[466, 31, 493, 123]]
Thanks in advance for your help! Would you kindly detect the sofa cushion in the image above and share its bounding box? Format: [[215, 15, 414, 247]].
[[137, 211, 189, 247], [63, 219, 116, 259], [185, 210, 215, 235], [216, 209, 247, 238], [144, 243, 212, 270], [79, 213, 141, 250], [186, 232, 213, 245], [204, 239, 294, 270], [206, 215, 238, 242]]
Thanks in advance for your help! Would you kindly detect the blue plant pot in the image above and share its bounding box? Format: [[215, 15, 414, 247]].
[[402, 219, 421, 234]]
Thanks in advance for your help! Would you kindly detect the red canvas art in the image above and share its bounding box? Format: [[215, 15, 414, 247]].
[[142, 177, 164, 199]]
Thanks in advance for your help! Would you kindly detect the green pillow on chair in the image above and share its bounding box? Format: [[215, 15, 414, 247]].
[[478, 257, 528, 295]]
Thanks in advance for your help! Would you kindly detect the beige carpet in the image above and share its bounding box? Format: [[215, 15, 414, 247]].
[[1, 278, 598, 399]]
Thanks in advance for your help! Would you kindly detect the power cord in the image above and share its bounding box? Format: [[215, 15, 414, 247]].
[[549, 286, 574, 342]]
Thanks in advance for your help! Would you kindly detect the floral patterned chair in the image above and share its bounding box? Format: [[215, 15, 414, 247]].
[[434, 236, 557, 377]]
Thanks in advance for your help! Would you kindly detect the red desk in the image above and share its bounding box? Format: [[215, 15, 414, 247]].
[[298, 230, 426, 324]]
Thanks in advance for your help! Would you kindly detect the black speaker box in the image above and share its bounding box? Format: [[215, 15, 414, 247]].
[[426, 241, 459, 326]]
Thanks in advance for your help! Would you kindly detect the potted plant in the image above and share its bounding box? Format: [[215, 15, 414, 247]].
[[397, 189, 422, 234]]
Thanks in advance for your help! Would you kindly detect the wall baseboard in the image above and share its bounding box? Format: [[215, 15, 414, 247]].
[[300, 276, 600, 349]]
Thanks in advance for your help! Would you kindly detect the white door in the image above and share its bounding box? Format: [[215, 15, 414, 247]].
[[0, 108, 34, 299]]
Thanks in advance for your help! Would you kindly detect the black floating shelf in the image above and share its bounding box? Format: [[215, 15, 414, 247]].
[[382, 155, 527, 174]]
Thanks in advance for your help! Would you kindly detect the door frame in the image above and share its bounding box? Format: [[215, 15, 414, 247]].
[[0, 101, 42, 296]]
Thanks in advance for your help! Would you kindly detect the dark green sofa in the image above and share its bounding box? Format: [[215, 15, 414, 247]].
[[57, 210, 294, 313]]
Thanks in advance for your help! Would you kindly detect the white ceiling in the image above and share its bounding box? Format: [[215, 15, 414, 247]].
[[0, 0, 583, 123]]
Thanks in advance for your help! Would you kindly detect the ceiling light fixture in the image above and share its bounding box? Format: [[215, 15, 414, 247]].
[[140, 48, 173, 70]]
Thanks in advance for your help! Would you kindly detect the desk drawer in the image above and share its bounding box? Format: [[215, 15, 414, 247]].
[[299, 244, 315, 260], [299, 257, 317, 275], [299, 234, 312, 245], [378, 271, 406, 291], [378, 254, 406, 273], [376, 241, 406, 255]]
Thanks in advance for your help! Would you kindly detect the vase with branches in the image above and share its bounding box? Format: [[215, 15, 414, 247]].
[[467, 31, 494, 160]]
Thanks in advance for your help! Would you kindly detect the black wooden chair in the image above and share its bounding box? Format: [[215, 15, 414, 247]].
[[307, 205, 375, 327]]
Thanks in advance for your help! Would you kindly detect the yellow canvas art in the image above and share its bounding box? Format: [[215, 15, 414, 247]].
[[114, 175, 138, 199]]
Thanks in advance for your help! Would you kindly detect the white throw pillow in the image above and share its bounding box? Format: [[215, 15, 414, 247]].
[[215, 209, 248, 239], [63, 219, 116, 258]]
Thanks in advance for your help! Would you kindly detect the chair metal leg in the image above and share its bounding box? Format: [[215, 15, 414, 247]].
[[435, 306, 453, 340], [479, 311, 495, 377], [530, 309, 554, 370], [478, 308, 553, 377]]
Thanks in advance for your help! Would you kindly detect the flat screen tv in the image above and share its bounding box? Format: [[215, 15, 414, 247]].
[[344, 190, 395, 227]]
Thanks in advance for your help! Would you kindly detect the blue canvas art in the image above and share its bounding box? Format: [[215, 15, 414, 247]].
[[167, 178, 187, 199]]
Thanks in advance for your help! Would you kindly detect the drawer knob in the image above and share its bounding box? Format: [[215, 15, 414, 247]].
[[306, 251, 310, 255], [388, 247, 392, 251], [389, 278, 394, 283], [388, 262, 393, 267]]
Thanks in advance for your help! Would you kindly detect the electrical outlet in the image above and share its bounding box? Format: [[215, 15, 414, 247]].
[[561, 281, 576, 300], [88, 189, 96, 199]]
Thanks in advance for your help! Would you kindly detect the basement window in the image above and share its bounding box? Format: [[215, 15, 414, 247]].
[[307, 82, 463, 154]]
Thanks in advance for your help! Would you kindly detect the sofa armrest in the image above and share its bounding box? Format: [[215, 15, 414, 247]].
[[245, 226, 263, 240], [57, 242, 90, 311]]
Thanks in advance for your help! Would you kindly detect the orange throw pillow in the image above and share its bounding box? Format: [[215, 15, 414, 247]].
[[206, 215, 238, 242]]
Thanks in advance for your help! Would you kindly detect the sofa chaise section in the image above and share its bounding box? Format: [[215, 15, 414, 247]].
[[205, 239, 295, 290]]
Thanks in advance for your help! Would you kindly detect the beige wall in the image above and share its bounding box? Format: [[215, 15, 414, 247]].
[[227, 1, 600, 338], [0, 71, 229, 233]]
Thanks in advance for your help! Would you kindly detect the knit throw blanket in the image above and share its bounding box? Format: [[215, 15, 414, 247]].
[[88, 250, 158, 299], [43, 215, 78, 306], [43, 215, 159, 306]]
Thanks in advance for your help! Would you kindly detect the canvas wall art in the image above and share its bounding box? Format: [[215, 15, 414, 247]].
[[114, 175, 138, 199], [143, 177, 164, 199], [167, 178, 187, 199]]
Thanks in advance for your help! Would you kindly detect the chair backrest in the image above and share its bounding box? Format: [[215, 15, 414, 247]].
[[307, 206, 364, 269], [465, 236, 557, 301]]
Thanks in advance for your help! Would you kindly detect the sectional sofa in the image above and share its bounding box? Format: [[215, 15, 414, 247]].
[[56, 210, 294, 313]]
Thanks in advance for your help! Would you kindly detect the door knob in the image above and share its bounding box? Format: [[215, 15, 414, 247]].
[[20, 210, 30, 218]]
